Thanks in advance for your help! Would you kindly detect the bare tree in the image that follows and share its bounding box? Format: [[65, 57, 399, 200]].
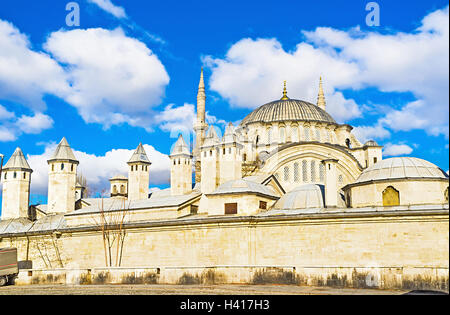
[[91, 193, 130, 267]]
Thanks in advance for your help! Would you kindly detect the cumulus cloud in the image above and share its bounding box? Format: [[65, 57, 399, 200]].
[[16, 113, 54, 134], [0, 19, 69, 111], [87, 0, 127, 19], [352, 122, 391, 143], [383, 143, 414, 157], [25, 142, 170, 196], [0, 105, 54, 142], [1, 19, 172, 136], [205, 6, 449, 136], [44, 27, 170, 130]]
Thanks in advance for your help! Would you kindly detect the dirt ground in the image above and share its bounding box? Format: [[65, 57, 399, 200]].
[[0, 284, 410, 295]]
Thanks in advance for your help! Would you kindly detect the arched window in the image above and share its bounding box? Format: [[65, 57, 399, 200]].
[[310, 161, 316, 182], [255, 135, 260, 145], [291, 126, 298, 142], [315, 129, 321, 142], [445, 187, 449, 203], [302, 160, 308, 182], [112, 185, 118, 194], [325, 131, 330, 143], [4, 172, 6, 180], [279, 127, 285, 143], [284, 166, 290, 181], [13, 171, 17, 179], [319, 163, 325, 182], [243, 153, 247, 162], [71, 164, 74, 172], [24, 172, 26, 179], [293, 162, 299, 182], [304, 127, 310, 141], [61, 163, 64, 170], [52, 164, 54, 172], [382, 186, 400, 206], [120, 185, 125, 194], [346, 138, 351, 148]]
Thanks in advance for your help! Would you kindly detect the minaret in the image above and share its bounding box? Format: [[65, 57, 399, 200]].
[[317, 77, 326, 111], [1, 148, 33, 220], [193, 68, 209, 184], [47, 137, 79, 214], [127, 143, 151, 201], [170, 135, 193, 196]]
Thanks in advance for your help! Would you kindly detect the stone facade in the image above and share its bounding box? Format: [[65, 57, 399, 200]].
[[0, 71, 448, 290]]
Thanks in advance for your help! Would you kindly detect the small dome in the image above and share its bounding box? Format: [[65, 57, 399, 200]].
[[240, 99, 336, 126], [110, 174, 128, 181], [355, 157, 448, 184], [364, 140, 379, 147], [273, 184, 325, 210]]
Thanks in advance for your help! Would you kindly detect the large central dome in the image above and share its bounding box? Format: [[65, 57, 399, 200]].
[[240, 98, 336, 126]]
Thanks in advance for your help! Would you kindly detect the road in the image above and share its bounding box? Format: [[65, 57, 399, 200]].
[[0, 284, 409, 295]]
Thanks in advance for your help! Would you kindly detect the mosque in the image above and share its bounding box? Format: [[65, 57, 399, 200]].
[[0, 70, 448, 289]]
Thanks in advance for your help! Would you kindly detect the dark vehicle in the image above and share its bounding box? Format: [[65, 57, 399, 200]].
[[0, 248, 18, 286]]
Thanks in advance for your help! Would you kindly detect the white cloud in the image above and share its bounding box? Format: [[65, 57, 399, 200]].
[[204, 38, 360, 123], [87, 0, 127, 19], [16, 113, 54, 134], [44, 27, 170, 130], [26, 142, 170, 196], [383, 143, 414, 157], [0, 127, 17, 142], [0, 19, 69, 111], [205, 6, 449, 136], [0, 105, 14, 120], [155, 103, 196, 136], [352, 122, 391, 143]]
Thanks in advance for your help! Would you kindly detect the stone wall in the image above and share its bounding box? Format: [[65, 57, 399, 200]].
[[1, 208, 448, 290]]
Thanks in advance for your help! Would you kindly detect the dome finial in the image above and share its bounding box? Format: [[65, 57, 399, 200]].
[[281, 81, 289, 100]]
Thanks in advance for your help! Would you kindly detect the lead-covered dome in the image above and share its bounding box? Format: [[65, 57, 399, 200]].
[[273, 184, 325, 210], [355, 157, 448, 184], [240, 99, 336, 126]]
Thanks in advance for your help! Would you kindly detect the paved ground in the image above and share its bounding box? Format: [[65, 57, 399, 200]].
[[0, 284, 409, 295]]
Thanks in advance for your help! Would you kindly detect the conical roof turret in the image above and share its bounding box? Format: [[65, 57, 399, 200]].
[[47, 137, 78, 164], [222, 122, 237, 144], [202, 126, 220, 147], [127, 143, 152, 165], [3, 147, 33, 172], [171, 134, 191, 156]]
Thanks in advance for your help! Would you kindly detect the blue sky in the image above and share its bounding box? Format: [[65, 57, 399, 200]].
[[0, 0, 449, 208]]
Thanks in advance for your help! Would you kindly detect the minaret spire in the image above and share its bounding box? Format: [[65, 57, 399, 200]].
[[317, 76, 326, 111], [197, 67, 206, 125]]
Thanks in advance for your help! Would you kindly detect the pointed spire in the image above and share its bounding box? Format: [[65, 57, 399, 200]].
[[3, 147, 32, 171], [197, 67, 206, 126], [202, 126, 220, 147], [280, 81, 289, 100], [317, 76, 326, 111], [223, 122, 237, 144], [48, 137, 78, 163], [171, 134, 191, 156], [198, 67, 205, 90], [128, 143, 152, 164]]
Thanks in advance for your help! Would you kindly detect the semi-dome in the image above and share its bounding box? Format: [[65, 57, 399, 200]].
[[273, 184, 325, 210], [355, 157, 448, 184], [240, 99, 336, 126]]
